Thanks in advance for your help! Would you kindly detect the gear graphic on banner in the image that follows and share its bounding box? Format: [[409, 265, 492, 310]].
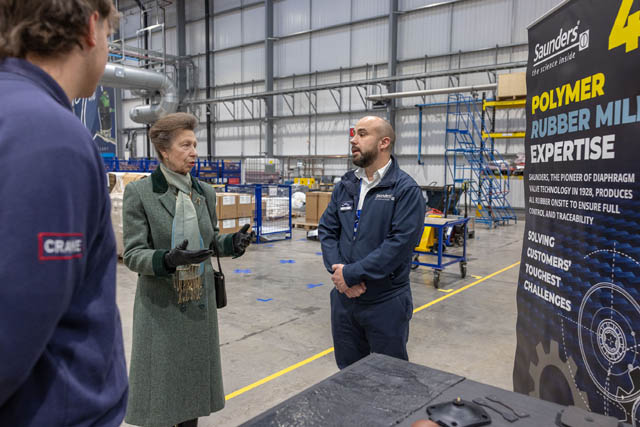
[[572, 249, 640, 423], [529, 339, 590, 409]]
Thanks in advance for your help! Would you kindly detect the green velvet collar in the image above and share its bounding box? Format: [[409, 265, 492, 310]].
[[151, 166, 204, 195]]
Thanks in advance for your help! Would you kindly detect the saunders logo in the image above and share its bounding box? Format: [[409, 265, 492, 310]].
[[533, 21, 589, 67], [38, 233, 84, 261]]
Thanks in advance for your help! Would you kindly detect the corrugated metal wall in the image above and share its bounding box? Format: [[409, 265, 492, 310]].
[[118, 0, 563, 190]]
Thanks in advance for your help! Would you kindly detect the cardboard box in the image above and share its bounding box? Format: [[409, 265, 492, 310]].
[[237, 193, 253, 218], [318, 192, 332, 220], [237, 216, 254, 231], [306, 192, 320, 223], [218, 218, 238, 234], [306, 191, 332, 223], [216, 193, 238, 219], [497, 72, 527, 99]]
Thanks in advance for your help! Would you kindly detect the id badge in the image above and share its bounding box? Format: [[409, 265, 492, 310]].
[[340, 201, 353, 211]]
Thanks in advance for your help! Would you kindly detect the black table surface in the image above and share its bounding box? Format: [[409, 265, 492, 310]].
[[240, 353, 616, 427]]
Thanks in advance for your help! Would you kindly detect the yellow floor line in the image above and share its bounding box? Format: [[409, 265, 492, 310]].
[[225, 348, 335, 400], [413, 261, 520, 314], [471, 275, 483, 279], [437, 288, 453, 293], [225, 260, 521, 401]]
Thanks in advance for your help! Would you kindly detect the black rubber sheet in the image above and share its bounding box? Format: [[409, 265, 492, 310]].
[[241, 353, 464, 427]]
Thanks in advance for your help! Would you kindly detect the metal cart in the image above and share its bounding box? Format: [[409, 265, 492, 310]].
[[412, 216, 469, 288]]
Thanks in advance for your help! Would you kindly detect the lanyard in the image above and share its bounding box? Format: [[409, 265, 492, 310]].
[[353, 180, 363, 238], [353, 209, 362, 238]]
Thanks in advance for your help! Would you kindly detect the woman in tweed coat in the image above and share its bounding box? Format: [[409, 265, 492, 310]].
[[122, 113, 252, 427]]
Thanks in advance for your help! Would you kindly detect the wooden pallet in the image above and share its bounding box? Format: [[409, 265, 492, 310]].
[[293, 221, 318, 230]]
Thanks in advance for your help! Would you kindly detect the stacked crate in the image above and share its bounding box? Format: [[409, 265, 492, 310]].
[[215, 192, 254, 234]]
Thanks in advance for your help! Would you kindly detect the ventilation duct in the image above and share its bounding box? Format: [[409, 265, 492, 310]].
[[100, 63, 178, 124]]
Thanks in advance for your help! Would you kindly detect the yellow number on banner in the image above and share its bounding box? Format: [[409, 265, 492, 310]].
[[609, 0, 640, 52]]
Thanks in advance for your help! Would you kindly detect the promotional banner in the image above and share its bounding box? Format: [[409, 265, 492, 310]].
[[513, 0, 640, 422], [74, 85, 116, 157]]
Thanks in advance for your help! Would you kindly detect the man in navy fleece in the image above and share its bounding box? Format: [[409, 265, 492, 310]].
[[0, 1, 128, 425], [319, 116, 426, 369]]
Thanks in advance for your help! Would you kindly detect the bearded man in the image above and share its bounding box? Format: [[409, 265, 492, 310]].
[[319, 116, 426, 369]]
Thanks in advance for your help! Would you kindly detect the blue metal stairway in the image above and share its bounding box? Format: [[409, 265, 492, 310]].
[[444, 94, 517, 227]]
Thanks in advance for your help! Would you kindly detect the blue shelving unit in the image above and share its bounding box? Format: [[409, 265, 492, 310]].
[[442, 94, 517, 227], [225, 184, 292, 243], [103, 157, 240, 183]]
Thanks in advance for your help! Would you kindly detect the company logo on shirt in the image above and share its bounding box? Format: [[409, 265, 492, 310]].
[[374, 193, 395, 201], [38, 233, 84, 261], [340, 201, 353, 211]]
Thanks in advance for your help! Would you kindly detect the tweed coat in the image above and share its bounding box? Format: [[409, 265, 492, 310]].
[[122, 167, 237, 427]]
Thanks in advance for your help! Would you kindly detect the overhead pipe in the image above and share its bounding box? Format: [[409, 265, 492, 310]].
[[100, 63, 178, 124], [366, 83, 497, 101]]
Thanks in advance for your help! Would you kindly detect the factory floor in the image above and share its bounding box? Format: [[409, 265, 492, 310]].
[[117, 219, 525, 427]]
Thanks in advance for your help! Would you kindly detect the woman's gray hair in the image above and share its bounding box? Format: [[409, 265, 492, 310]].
[[149, 112, 198, 161]]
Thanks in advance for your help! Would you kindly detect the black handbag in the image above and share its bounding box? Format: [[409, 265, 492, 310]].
[[211, 238, 227, 309], [204, 193, 227, 309]]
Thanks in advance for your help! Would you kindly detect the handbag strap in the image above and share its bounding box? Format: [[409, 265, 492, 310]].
[[202, 190, 224, 275]]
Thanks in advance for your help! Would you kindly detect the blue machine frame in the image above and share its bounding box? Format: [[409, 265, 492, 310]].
[[412, 216, 469, 289], [226, 184, 292, 244]]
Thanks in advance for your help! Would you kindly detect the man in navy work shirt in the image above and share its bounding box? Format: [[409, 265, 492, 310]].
[[319, 116, 426, 369], [0, 1, 128, 425]]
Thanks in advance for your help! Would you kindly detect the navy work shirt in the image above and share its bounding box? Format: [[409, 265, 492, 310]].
[[0, 58, 128, 426]]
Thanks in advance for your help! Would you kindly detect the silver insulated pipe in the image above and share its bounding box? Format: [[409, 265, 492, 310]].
[[100, 63, 178, 124]]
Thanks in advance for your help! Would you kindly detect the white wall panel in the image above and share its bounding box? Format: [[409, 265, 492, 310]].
[[194, 56, 207, 87], [323, 158, 351, 179], [274, 35, 310, 77], [214, 11, 242, 49], [396, 107, 447, 158], [214, 0, 242, 14], [513, 0, 565, 44], [275, 118, 313, 156], [240, 123, 263, 156], [214, 49, 242, 85], [451, 0, 512, 52], [313, 72, 347, 113], [313, 115, 352, 155], [122, 99, 145, 129], [243, 45, 265, 82], [398, 158, 445, 187], [311, 28, 350, 72], [351, 20, 388, 67], [195, 128, 208, 157], [121, 11, 141, 39], [398, 5, 451, 60], [163, 4, 177, 27], [243, 4, 265, 44], [215, 124, 244, 156], [352, 0, 388, 20], [311, 0, 350, 29], [149, 27, 176, 55], [186, 20, 206, 55], [274, 0, 310, 37], [400, 0, 450, 12], [186, 1, 205, 21]]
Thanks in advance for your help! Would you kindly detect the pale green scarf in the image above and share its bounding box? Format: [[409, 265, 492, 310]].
[[160, 163, 204, 304]]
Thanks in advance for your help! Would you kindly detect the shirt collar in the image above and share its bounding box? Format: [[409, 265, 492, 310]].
[[0, 57, 72, 110], [354, 158, 392, 184]]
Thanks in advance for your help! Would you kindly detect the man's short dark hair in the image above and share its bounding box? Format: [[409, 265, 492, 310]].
[[0, 0, 119, 60]]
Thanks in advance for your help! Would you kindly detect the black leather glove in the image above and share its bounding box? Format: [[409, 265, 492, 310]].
[[164, 239, 213, 271], [232, 223, 255, 255]]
